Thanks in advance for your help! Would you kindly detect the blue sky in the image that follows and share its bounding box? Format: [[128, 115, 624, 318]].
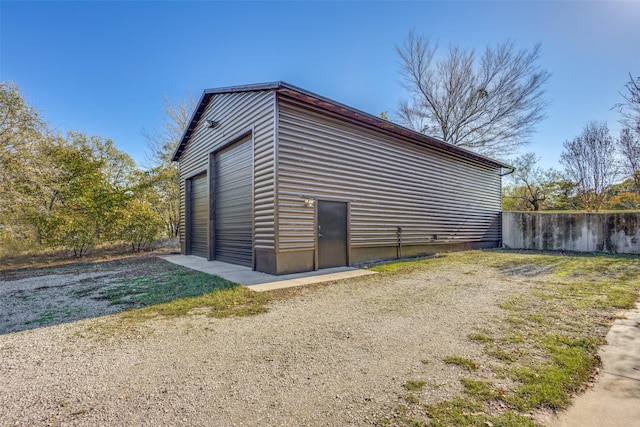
[[2, 1, 639, 170]]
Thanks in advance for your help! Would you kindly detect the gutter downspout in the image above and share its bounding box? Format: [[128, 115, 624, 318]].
[[499, 166, 516, 249], [500, 166, 516, 177]]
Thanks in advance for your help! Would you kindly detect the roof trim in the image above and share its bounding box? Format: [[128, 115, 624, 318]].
[[172, 82, 287, 162], [172, 81, 512, 170]]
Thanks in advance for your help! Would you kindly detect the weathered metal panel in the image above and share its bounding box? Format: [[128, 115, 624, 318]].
[[215, 137, 253, 266], [276, 96, 502, 253], [177, 91, 276, 254]]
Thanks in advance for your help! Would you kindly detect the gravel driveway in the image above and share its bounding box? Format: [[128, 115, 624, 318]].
[[0, 257, 531, 426]]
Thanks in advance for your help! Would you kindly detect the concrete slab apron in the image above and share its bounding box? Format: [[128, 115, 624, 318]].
[[160, 255, 377, 291], [551, 302, 640, 427]]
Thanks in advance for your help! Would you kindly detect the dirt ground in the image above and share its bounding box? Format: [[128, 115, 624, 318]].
[[0, 254, 182, 335], [0, 252, 540, 426]]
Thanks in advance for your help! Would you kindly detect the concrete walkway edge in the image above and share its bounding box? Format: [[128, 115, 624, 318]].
[[160, 255, 377, 291]]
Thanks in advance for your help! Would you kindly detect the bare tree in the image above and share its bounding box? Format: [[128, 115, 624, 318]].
[[144, 93, 196, 166], [615, 74, 640, 193], [396, 30, 550, 158], [616, 73, 640, 132], [142, 93, 196, 238], [560, 121, 618, 212], [618, 127, 640, 192]]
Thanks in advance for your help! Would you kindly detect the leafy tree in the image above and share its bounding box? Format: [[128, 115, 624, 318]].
[[25, 132, 139, 255], [32, 136, 104, 253], [138, 166, 181, 237], [560, 121, 619, 212], [62, 132, 136, 239], [503, 177, 579, 211], [503, 152, 560, 211], [0, 81, 45, 169], [605, 179, 640, 210], [143, 94, 195, 237], [396, 31, 550, 157], [502, 185, 532, 211], [112, 197, 164, 252], [544, 179, 583, 211], [0, 81, 50, 242], [38, 211, 96, 257], [0, 81, 170, 255]]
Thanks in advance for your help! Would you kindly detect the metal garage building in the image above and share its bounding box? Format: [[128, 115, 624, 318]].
[[172, 82, 512, 275]]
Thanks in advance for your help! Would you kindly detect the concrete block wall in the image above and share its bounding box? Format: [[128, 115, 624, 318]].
[[502, 212, 640, 254]]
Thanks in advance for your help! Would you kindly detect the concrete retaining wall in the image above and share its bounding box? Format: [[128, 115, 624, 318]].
[[502, 212, 640, 254]]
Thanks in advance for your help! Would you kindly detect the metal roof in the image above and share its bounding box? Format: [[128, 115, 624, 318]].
[[171, 81, 513, 171]]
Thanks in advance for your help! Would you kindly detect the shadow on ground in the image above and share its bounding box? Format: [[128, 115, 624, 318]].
[[0, 256, 233, 335]]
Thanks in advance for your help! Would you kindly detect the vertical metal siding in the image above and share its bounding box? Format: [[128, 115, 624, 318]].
[[276, 97, 502, 252], [189, 173, 209, 257], [177, 91, 276, 253], [214, 137, 253, 266]]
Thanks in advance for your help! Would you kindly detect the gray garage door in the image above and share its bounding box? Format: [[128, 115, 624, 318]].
[[189, 172, 208, 258], [215, 137, 253, 267]]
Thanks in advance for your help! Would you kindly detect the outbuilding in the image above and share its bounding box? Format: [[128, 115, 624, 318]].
[[172, 82, 511, 275]]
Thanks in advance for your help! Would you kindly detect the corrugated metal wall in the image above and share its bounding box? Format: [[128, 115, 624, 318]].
[[276, 95, 502, 253], [214, 137, 253, 266], [178, 91, 276, 254], [188, 172, 209, 257]]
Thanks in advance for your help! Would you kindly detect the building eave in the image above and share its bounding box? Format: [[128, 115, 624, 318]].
[[172, 81, 513, 171]]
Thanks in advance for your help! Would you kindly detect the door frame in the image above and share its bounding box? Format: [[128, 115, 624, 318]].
[[184, 169, 208, 257], [207, 129, 255, 265], [314, 199, 351, 270]]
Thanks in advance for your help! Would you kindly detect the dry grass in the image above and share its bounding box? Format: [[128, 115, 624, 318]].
[[0, 242, 179, 276], [381, 249, 640, 426]]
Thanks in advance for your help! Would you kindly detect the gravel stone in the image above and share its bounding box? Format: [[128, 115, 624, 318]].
[[0, 262, 531, 426]]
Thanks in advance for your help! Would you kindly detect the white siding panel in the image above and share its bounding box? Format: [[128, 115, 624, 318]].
[[277, 97, 502, 251]]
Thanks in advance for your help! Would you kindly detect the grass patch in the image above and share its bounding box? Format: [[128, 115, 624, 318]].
[[124, 285, 270, 320], [424, 397, 484, 427], [509, 335, 601, 410], [380, 250, 640, 426], [424, 395, 537, 427], [468, 332, 494, 343], [405, 394, 420, 405], [487, 348, 520, 363], [403, 380, 426, 391], [505, 333, 525, 344], [78, 286, 271, 340], [444, 356, 479, 372], [369, 256, 439, 274], [25, 310, 54, 325], [67, 260, 272, 339], [460, 378, 496, 401], [72, 263, 272, 321], [94, 269, 237, 307]]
